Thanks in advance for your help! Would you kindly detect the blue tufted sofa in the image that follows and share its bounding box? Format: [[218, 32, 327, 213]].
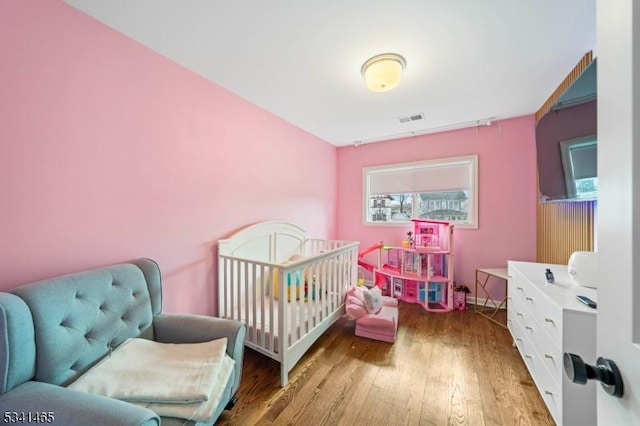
[[0, 258, 246, 426]]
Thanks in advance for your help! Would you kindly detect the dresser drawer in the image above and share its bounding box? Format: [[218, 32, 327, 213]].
[[506, 296, 518, 331], [509, 313, 528, 351], [525, 298, 561, 345], [510, 298, 531, 332], [521, 314, 563, 385]]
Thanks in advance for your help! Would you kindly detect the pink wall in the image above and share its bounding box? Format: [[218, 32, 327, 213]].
[[337, 116, 538, 298], [0, 1, 337, 315]]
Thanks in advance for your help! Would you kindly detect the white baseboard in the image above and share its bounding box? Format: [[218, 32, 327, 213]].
[[466, 295, 507, 310]]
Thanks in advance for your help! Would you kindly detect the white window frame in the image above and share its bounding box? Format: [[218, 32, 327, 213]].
[[362, 154, 478, 229]]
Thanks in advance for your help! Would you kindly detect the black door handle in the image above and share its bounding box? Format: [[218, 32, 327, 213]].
[[563, 352, 624, 398]]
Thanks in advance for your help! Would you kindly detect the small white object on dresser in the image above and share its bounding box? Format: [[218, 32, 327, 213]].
[[507, 260, 597, 426]]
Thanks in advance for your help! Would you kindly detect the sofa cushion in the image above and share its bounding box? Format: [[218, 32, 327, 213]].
[[11, 264, 155, 386]]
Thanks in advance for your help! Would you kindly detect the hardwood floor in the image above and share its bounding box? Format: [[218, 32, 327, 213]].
[[216, 303, 554, 426]]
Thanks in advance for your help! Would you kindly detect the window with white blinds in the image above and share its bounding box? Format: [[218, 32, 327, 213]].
[[569, 142, 597, 180], [363, 155, 478, 228], [560, 137, 598, 199]]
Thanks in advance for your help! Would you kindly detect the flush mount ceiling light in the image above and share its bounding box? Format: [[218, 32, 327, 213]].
[[361, 53, 406, 92]]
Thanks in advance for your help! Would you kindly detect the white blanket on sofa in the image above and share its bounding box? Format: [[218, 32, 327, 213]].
[[135, 355, 234, 422], [69, 337, 234, 421]]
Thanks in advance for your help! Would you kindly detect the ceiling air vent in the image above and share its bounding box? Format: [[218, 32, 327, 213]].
[[398, 113, 424, 124]]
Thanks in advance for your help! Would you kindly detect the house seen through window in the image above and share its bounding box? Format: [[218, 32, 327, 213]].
[[364, 155, 478, 228]]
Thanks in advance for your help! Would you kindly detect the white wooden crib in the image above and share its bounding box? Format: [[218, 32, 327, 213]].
[[217, 221, 359, 386]]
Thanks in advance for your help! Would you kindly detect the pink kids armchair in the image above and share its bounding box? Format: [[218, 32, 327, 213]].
[[345, 286, 399, 343]]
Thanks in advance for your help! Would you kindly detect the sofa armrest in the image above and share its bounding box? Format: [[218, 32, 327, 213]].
[[0, 381, 159, 426], [152, 313, 247, 395], [153, 314, 245, 356]]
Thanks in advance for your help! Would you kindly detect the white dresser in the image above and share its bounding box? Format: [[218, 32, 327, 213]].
[[507, 261, 597, 426]]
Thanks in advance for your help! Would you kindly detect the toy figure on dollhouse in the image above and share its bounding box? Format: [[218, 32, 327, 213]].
[[406, 231, 414, 248]]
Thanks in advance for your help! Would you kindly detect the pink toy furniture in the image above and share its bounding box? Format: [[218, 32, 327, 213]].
[[370, 219, 455, 313], [345, 286, 399, 343]]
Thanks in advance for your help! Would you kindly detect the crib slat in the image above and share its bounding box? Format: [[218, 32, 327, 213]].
[[236, 260, 242, 322], [260, 264, 265, 348], [298, 270, 305, 337], [316, 261, 323, 322], [251, 263, 256, 343], [272, 267, 279, 353], [229, 259, 236, 320], [238, 262, 249, 326], [219, 257, 226, 318], [287, 270, 296, 345]]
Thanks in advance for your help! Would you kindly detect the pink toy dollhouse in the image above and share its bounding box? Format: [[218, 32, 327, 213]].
[[368, 219, 455, 313]]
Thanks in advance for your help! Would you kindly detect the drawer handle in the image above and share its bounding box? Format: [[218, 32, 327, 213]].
[[544, 317, 555, 324], [517, 312, 524, 317], [544, 353, 554, 360], [525, 354, 533, 360], [516, 338, 523, 342], [525, 326, 533, 331], [517, 286, 524, 291], [544, 390, 554, 396], [525, 296, 534, 302]]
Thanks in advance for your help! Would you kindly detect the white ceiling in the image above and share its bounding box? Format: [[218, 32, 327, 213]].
[[63, 0, 596, 147]]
